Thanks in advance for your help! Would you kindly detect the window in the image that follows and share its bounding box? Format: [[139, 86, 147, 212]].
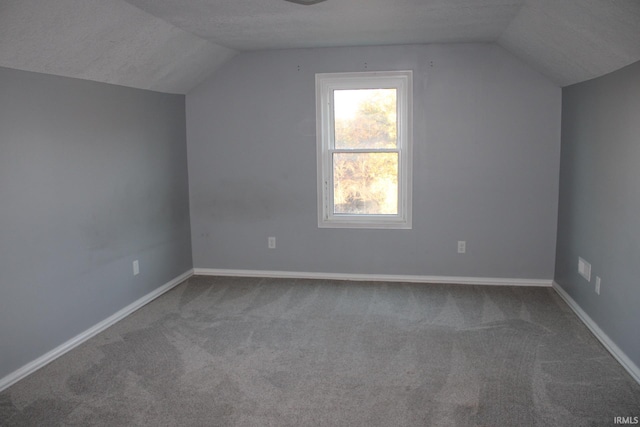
[[316, 71, 412, 229]]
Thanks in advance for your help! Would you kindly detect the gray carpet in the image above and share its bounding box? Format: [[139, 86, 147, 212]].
[[1, 276, 639, 426]]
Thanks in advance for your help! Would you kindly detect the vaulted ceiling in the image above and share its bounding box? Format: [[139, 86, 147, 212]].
[[1, 0, 639, 94]]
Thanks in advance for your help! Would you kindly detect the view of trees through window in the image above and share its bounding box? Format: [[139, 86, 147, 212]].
[[333, 88, 399, 215]]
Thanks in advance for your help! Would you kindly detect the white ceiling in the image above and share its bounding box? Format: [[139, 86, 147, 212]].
[[1, 0, 639, 93]]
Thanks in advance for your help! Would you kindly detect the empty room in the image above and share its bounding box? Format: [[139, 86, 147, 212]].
[[1, 0, 639, 425]]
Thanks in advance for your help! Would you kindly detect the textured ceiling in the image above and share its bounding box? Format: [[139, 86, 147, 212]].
[[1, 0, 639, 93], [0, 0, 237, 94], [124, 0, 525, 50], [499, 0, 640, 86]]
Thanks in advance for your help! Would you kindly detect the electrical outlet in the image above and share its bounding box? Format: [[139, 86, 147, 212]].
[[268, 237, 276, 249], [595, 276, 601, 295], [457, 241, 466, 254], [578, 257, 591, 282], [133, 260, 140, 276]]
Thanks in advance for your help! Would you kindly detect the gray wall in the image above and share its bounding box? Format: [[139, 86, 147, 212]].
[[556, 60, 640, 368], [0, 67, 192, 380], [187, 44, 561, 278]]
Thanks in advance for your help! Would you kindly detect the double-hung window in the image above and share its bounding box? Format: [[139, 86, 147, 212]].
[[316, 71, 412, 228]]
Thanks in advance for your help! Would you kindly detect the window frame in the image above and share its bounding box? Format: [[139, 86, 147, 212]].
[[315, 70, 413, 229]]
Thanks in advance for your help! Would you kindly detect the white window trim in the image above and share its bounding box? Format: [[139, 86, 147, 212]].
[[316, 70, 413, 229]]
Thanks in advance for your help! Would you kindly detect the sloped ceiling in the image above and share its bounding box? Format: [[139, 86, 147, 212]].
[[499, 0, 640, 86], [1, 0, 639, 94], [0, 0, 237, 94]]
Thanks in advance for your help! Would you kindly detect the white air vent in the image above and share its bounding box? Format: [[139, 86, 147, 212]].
[[578, 257, 591, 282]]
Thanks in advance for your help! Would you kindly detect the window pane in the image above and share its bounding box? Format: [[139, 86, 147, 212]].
[[334, 89, 397, 149], [333, 152, 398, 215]]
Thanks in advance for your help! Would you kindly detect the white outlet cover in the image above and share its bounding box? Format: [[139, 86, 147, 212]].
[[268, 237, 276, 249], [133, 260, 140, 276], [595, 276, 601, 295]]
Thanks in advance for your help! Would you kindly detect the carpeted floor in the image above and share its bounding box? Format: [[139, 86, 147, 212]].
[[1, 276, 639, 426]]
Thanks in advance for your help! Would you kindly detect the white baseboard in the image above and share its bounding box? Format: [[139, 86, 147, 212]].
[[0, 269, 194, 393], [552, 281, 640, 385], [193, 268, 552, 287]]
